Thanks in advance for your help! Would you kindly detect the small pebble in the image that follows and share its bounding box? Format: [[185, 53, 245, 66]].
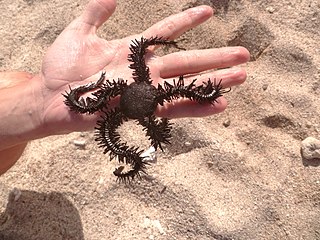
[[262, 84, 268, 91], [140, 146, 157, 163], [207, 161, 214, 168], [12, 188, 21, 201], [266, 6, 275, 13], [153, 220, 165, 234], [305, 122, 312, 128], [142, 218, 165, 235], [223, 119, 231, 127], [73, 140, 86, 148], [301, 137, 320, 160]]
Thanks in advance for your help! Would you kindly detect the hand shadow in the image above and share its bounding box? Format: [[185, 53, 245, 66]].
[[0, 189, 84, 240]]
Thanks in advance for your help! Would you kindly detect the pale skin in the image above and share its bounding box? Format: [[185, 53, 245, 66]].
[[0, 0, 250, 175]]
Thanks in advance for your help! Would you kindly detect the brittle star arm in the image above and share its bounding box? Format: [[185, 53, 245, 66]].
[[138, 115, 172, 151], [95, 108, 148, 182], [128, 36, 184, 84], [156, 75, 231, 105], [63, 72, 127, 114]]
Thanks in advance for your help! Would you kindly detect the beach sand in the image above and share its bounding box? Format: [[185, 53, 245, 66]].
[[0, 0, 319, 239]]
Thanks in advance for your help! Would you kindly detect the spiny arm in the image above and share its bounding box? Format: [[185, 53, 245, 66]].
[[128, 36, 184, 84], [157, 75, 231, 105], [63, 72, 127, 114]]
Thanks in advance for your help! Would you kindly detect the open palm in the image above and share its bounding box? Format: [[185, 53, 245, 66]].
[[37, 0, 249, 134]]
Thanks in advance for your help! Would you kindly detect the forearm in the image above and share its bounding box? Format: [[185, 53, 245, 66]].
[[0, 72, 46, 151], [0, 142, 28, 175]]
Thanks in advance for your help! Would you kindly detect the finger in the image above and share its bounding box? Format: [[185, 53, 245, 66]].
[[155, 97, 227, 119], [208, 67, 247, 88], [156, 46, 250, 78], [159, 66, 247, 89], [73, 0, 116, 34], [143, 5, 213, 40]]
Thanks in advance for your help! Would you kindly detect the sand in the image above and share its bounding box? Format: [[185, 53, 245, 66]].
[[0, 0, 319, 239]]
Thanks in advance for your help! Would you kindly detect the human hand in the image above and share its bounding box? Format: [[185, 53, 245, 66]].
[[36, 0, 249, 135]]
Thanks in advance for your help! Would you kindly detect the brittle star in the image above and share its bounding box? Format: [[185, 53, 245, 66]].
[[63, 36, 230, 182]]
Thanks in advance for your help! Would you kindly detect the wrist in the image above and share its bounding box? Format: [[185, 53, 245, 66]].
[[0, 72, 48, 150]]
